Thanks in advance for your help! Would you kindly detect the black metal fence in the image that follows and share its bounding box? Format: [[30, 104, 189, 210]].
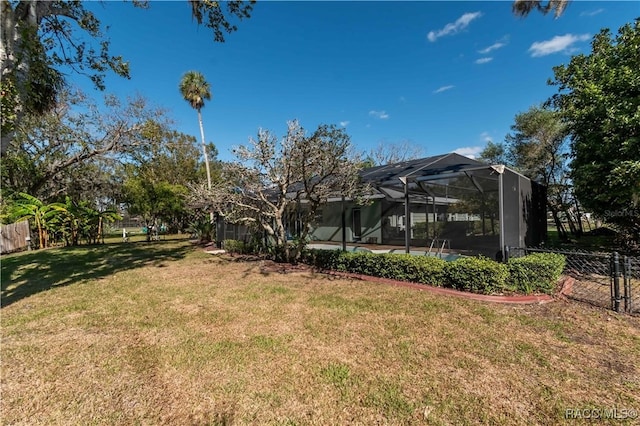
[[506, 247, 639, 315]]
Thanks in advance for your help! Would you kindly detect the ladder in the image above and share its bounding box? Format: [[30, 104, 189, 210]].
[[427, 239, 449, 258]]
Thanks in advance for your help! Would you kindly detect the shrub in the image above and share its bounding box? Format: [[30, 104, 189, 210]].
[[339, 251, 378, 274], [301, 249, 343, 270], [507, 252, 566, 294], [301, 250, 447, 286], [444, 256, 510, 294], [223, 239, 247, 254], [380, 254, 446, 286], [301, 248, 567, 296]]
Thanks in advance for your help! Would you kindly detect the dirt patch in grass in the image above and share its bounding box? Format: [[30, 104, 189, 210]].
[[2, 242, 640, 425]]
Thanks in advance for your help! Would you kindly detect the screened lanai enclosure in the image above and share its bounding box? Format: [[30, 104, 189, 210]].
[[309, 153, 546, 259]]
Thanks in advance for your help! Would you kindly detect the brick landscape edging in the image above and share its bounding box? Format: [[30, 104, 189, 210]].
[[206, 248, 566, 305], [326, 270, 566, 305]]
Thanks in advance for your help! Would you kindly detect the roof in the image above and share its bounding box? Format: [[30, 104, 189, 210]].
[[359, 153, 484, 186], [360, 153, 502, 201]]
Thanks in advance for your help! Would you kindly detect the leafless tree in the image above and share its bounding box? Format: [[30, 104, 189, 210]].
[[191, 120, 369, 261]]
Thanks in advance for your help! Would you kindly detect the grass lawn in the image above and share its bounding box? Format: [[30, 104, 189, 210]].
[[2, 239, 639, 425]]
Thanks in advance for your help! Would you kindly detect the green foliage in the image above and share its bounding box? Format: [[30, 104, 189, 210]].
[[301, 248, 344, 270], [550, 20, 640, 242], [302, 250, 447, 286], [0, 78, 19, 137], [508, 253, 566, 294], [223, 239, 248, 254], [2, 91, 171, 203], [504, 105, 568, 183], [49, 196, 121, 246], [187, 217, 216, 243], [479, 140, 507, 165], [320, 362, 351, 390], [179, 71, 211, 112], [444, 256, 510, 294], [123, 179, 187, 226], [1, 0, 254, 155], [3, 192, 119, 248], [4, 192, 60, 249], [300, 249, 567, 296], [512, 0, 570, 18]]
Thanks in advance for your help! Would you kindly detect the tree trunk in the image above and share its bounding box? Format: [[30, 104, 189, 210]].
[[37, 221, 44, 249], [1, 1, 42, 156], [573, 198, 584, 236], [565, 209, 577, 236], [197, 109, 214, 224], [272, 216, 289, 262], [1, 1, 20, 156], [549, 205, 568, 241]]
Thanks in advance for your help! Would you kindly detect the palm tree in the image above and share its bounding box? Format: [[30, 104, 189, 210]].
[[9, 193, 60, 249], [179, 71, 213, 196], [512, 0, 570, 18]]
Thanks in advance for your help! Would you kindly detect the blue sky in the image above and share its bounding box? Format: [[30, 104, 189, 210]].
[[75, 1, 639, 162]]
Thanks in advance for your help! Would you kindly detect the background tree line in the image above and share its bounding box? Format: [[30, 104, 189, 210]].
[[480, 19, 639, 249], [1, 0, 637, 256]]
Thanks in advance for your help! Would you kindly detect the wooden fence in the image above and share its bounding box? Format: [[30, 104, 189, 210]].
[[0, 220, 31, 254]]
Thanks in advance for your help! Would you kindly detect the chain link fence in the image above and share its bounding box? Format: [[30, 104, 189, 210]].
[[507, 247, 639, 315], [624, 256, 640, 314]]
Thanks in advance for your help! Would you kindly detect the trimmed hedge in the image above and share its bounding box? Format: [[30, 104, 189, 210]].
[[507, 252, 566, 294], [301, 249, 566, 296], [443, 256, 510, 294]]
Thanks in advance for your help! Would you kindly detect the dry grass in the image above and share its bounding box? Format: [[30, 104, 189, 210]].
[[2, 239, 640, 425]]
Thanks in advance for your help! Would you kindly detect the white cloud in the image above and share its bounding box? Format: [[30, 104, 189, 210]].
[[529, 33, 591, 57], [427, 12, 482, 42], [454, 146, 484, 159], [433, 85, 454, 94], [580, 8, 604, 17], [369, 110, 389, 120], [479, 132, 492, 142], [478, 41, 506, 54], [339, 121, 350, 127], [475, 57, 493, 64]]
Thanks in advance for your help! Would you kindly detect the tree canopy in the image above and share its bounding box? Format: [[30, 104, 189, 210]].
[[121, 119, 209, 235], [549, 20, 640, 242], [1, 89, 169, 202], [481, 105, 574, 239], [363, 140, 425, 167], [1, 0, 255, 156]]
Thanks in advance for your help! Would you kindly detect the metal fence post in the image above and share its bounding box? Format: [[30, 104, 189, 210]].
[[624, 255, 631, 313], [612, 252, 621, 313]]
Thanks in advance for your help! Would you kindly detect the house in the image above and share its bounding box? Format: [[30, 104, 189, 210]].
[[309, 153, 546, 258]]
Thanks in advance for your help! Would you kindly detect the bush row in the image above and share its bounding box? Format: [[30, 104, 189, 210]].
[[301, 249, 566, 295]]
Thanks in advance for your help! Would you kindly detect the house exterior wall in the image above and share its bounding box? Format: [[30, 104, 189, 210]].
[[310, 200, 382, 243], [501, 169, 547, 250], [360, 200, 382, 243]]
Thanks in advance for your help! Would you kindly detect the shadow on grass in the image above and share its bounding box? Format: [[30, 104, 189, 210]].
[[1, 239, 193, 308]]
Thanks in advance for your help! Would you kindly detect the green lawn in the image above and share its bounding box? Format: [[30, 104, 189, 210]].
[[2, 239, 639, 425]]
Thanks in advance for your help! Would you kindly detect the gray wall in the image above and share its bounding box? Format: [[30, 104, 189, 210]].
[[310, 200, 382, 243]]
